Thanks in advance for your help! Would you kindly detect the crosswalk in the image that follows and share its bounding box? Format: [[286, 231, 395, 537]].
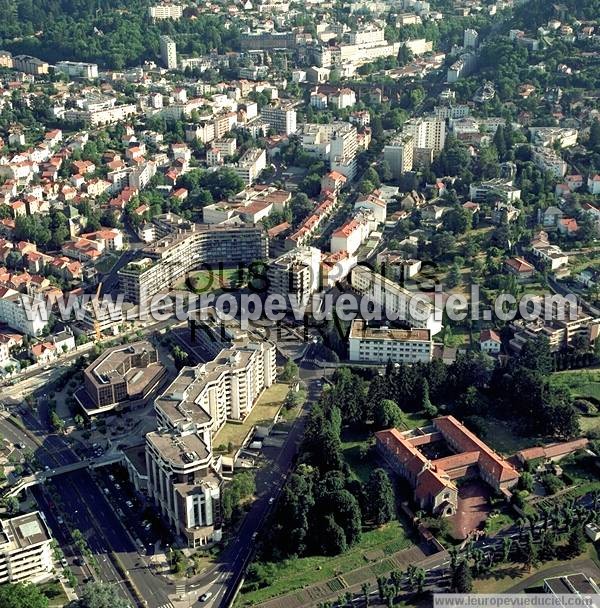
[[157, 603, 174, 608]]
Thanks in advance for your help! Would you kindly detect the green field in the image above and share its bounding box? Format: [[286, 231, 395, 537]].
[[238, 521, 412, 605], [550, 368, 600, 402], [176, 267, 246, 293]]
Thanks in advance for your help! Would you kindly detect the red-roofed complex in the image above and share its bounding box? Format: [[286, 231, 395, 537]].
[[376, 416, 519, 521]]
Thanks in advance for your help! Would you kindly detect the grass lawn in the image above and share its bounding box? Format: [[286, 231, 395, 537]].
[[179, 267, 246, 293], [213, 383, 289, 454], [466, 415, 539, 456], [238, 521, 412, 605], [484, 512, 515, 536], [550, 368, 600, 402]]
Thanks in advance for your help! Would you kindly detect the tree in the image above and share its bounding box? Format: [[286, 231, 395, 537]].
[[446, 264, 462, 289], [451, 560, 473, 593], [0, 583, 49, 608], [281, 359, 299, 382], [520, 533, 538, 571], [73, 582, 130, 608], [171, 345, 189, 370], [442, 207, 471, 235], [566, 526, 586, 558], [373, 399, 404, 430], [589, 119, 600, 152], [317, 514, 347, 555], [365, 469, 395, 525]]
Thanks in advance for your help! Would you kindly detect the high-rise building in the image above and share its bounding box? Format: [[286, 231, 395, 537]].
[[160, 35, 178, 70], [260, 104, 297, 135], [384, 134, 414, 178], [267, 247, 322, 306], [464, 28, 479, 48], [402, 116, 446, 154]]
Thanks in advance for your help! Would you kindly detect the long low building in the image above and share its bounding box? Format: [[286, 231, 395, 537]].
[[348, 320, 433, 364], [0, 512, 53, 584], [118, 222, 268, 303], [350, 265, 443, 335]]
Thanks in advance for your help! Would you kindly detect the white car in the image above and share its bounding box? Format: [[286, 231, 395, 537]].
[[200, 592, 213, 602]]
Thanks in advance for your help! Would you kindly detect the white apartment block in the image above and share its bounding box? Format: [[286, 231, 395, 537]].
[[384, 134, 414, 178], [160, 35, 178, 70], [260, 104, 297, 135], [403, 116, 446, 154], [0, 290, 48, 336], [434, 104, 470, 120], [149, 3, 183, 19], [532, 147, 567, 178], [464, 28, 479, 48], [129, 161, 157, 190], [212, 138, 237, 157], [267, 247, 322, 306], [185, 122, 215, 144], [529, 127, 578, 149], [64, 104, 137, 126], [55, 61, 98, 79], [0, 512, 53, 584], [349, 320, 433, 364], [351, 265, 443, 335], [233, 148, 266, 185]]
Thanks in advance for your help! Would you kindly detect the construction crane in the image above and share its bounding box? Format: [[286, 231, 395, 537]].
[[93, 281, 103, 342]]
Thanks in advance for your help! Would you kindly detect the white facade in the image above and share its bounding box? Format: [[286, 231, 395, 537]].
[[0, 291, 48, 336], [267, 247, 322, 306], [351, 265, 443, 335], [55, 61, 98, 79], [348, 320, 433, 364], [160, 35, 178, 70], [403, 116, 446, 153], [384, 134, 414, 178], [0, 512, 53, 585], [149, 3, 183, 19], [233, 148, 266, 185]]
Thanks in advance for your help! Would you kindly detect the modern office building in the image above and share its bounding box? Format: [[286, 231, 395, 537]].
[[118, 223, 268, 303], [348, 320, 434, 363], [160, 35, 178, 70], [0, 512, 53, 584], [75, 341, 166, 416]]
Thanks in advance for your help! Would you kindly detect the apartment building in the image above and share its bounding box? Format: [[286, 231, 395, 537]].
[[233, 148, 266, 185], [402, 116, 446, 154], [0, 512, 53, 584], [55, 61, 98, 79], [118, 223, 268, 303], [267, 247, 322, 306], [12, 55, 49, 75], [144, 319, 275, 548], [330, 211, 374, 256], [301, 121, 358, 180], [75, 342, 166, 416], [0, 289, 48, 336], [348, 320, 433, 363], [160, 35, 178, 70], [149, 3, 183, 19], [532, 147, 568, 178], [240, 31, 297, 51], [384, 134, 414, 178], [146, 430, 221, 547], [64, 104, 137, 126], [260, 104, 297, 135], [350, 265, 443, 335]]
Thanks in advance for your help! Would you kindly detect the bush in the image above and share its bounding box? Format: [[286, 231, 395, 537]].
[[574, 399, 598, 415], [541, 473, 564, 495]]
